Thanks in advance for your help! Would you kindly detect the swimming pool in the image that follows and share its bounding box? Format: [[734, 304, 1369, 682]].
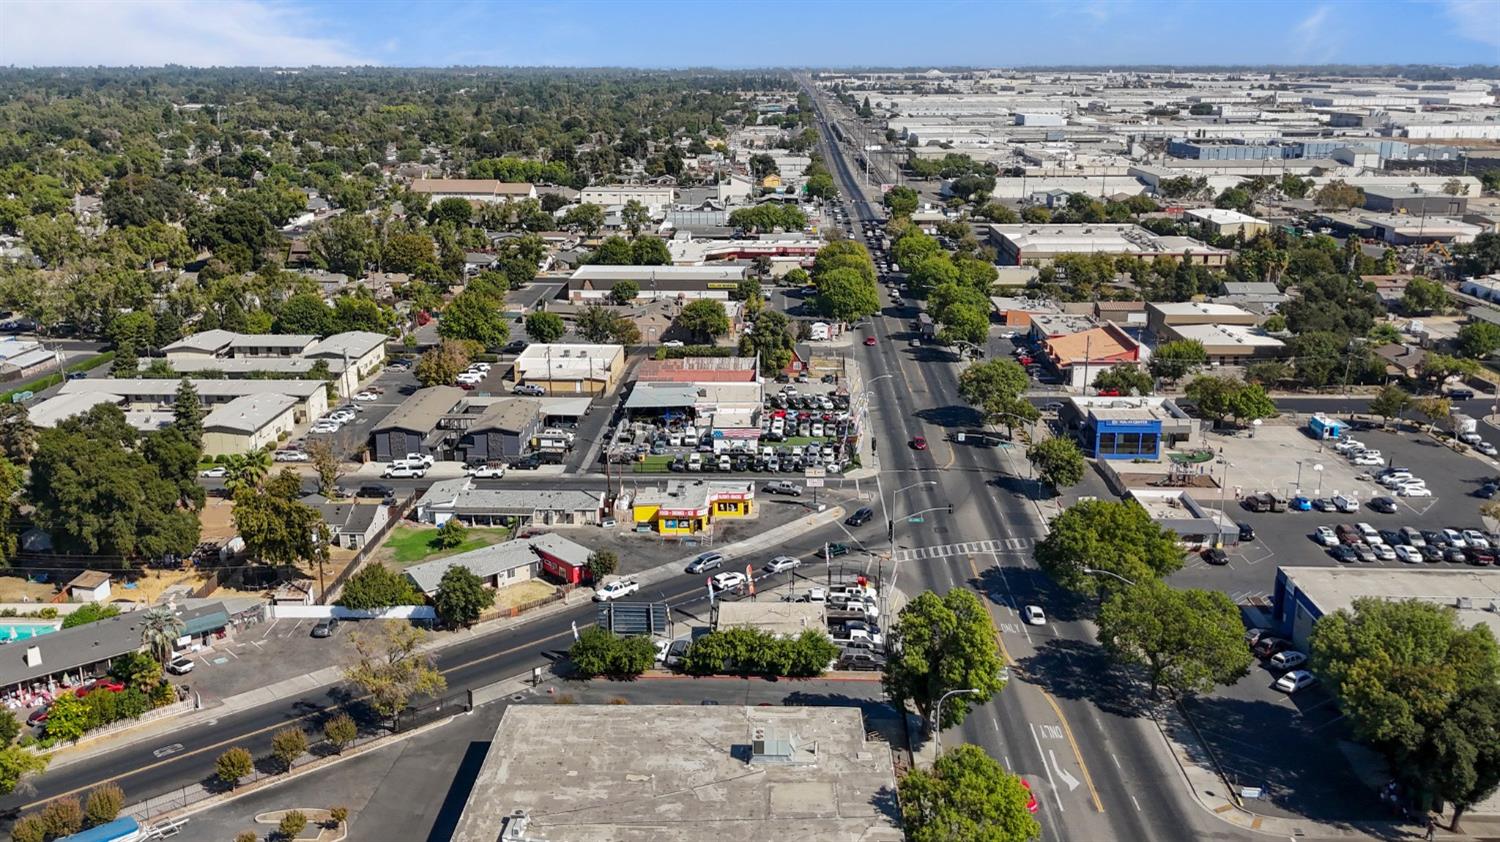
[[0, 621, 61, 641]]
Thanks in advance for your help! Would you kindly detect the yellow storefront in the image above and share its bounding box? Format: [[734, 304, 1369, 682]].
[[632, 481, 755, 534]]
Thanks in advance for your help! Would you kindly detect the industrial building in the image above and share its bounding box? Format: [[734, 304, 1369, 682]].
[[987, 224, 1230, 267], [566, 265, 750, 302], [1182, 208, 1271, 240], [450, 705, 903, 842], [511, 344, 625, 396]]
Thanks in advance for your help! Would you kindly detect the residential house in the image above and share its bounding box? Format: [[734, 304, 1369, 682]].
[[369, 386, 466, 463], [306, 496, 391, 549], [458, 398, 544, 464], [404, 532, 594, 595], [410, 179, 537, 204], [415, 478, 604, 528]]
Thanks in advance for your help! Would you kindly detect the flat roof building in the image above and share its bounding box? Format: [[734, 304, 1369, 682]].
[[201, 394, 299, 456], [1273, 565, 1500, 656], [512, 344, 626, 396], [410, 179, 537, 203], [1164, 323, 1285, 363], [566, 265, 749, 301], [1182, 207, 1271, 240], [988, 223, 1230, 267], [450, 705, 903, 842]]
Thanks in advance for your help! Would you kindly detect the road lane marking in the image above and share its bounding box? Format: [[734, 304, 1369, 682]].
[[1029, 723, 1067, 814], [1049, 749, 1081, 791], [1131, 794, 1142, 811]]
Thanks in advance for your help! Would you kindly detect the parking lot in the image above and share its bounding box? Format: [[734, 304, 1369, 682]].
[[171, 614, 365, 704], [299, 362, 421, 460]]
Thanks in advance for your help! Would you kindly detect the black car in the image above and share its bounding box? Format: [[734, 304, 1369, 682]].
[[1368, 497, 1399, 514], [1420, 544, 1445, 562], [503, 340, 529, 354], [845, 507, 874, 527], [1202, 548, 1230, 566], [354, 484, 393, 500], [1477, 483, 1500, 499], [1446, 547, 1469, 563], [1331, 544, 1358, 563], [815, 542, 852, 559], [1450, 388, 1476, 400], [1237, 522, 1255, 542], [510, 454, 543, 470]]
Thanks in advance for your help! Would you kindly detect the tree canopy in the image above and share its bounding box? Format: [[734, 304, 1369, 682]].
[[883, 590, 1007, 731], [1034, 500, 1183, 596], [899, 744, 1041, 842], [1096, 581, 1251, 697]]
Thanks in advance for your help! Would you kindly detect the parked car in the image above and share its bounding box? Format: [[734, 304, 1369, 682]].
[[1289, 496, 1312, 511], [1331, 544, 1358, 563], [1237, 522, 1255, 542], [1333, 496, 1359, 513], [311, 617, 339, 638], [199, 466, 227, 478], [513, 384, 545, 396], [1313, 526, 1339, 547], [1353, 543, 1378, 563], [167, 655, 195, 675], [764, 480, 802, 496], [1397, 485, 1432, 498], [685, 552, 724, 574], [1368, 497, 1398, 514], [1253, 637, 1292, 658], [383, 464, 426, 479], [1395, 546, 1423, 564], [273, 449, 310, 462], [1269, 650, 1308, 671], [1201, 548, 1229, 566], [1274, 670, 1317, 694]]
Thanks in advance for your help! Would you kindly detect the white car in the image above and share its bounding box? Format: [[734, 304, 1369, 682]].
[[455, 372, 484, 385], [1351, 454, 1385, 466], [167, 656, 195, 675], [1373, 543, 1397, 562], [404, 453, 436, 468], [1479, 442, 1500, 457], [1314, 526, 1339, 547], [199, 466, 227, 478], [1022, 605, 1046, 625], [763, 556, 802, 574], [1274, 670, 1317, 694], [1347, 449, 1381, 462], [383, 464, 426, 479], [273, 449, 310, 462], [592, 579, 641, 602], [1464, 530, 1491, 549], [1268, 650, 1308, 671], [469, 362, 492, 373], [1332, 496, 1359, 513], [1357, 523, 1381, 544], [465, 464, 506, 479], [353, 391, 380, 402], [710, 571, 748, 592], [1335, 439, 1365, 454], [1395, 546, 1422, 564], [1398, 486, 1433, 498], [1444, 528, 1468, 548]]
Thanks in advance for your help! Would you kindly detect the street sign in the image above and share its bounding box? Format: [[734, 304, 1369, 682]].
[[805, 478, 824, 488], [907, 516, 924, 523], [804, 467, 826, 479]]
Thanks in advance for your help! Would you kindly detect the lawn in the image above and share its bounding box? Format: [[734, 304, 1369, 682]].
[[632, 454, 674, 473], [384, 525, 514, 565]]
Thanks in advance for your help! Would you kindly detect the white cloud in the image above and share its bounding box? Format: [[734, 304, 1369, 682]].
[[1291, 5, 1336, 60], [0, 0, 375, 67], [1443, 0, 1500, 49]]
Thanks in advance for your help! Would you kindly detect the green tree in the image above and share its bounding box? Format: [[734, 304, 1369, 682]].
[[1369, 385, 1413, 427], [1420, 685, 1500, 833], [1214, 187, 1254, 213], [172, 379, 204, 449], [630, 237, 671, 266], [1096, 581, 1251, 698], [813, 267, 880, 323], [61, 603, 121, 629], [433, 517, 468, 550], [414, 340, 472, 387], [958, 358, 1028, 423], [270, 727, 308, 773], [0, 745, 49, 797], [140, 607, 185, 664], [274, 291, 332, 335], [1026, 437, 1086, 493], [0, 710, 18, 746], [1280, 173, 1313, 199], [1456, 232, 1500, 278], [344, 624, 446, 729], [1402, 277, 1449, 315], [337, 564, 422, 609], [0, 402, 37, 464], [568, 627, 656, 679], [739, 310, 796, 376], [438, 291, 509, 349], [44, 692, 91, 742], [1147, 339, 1207, 382], [382, 232, 435, 275], [1034, 499, 1183, 596], [884, 185, 919, 217], [620, 199, 650, 236], [883, 590, 1006, 731], [307, 439, 339, 498], [899, 744, 1041, 842], [578, 305, 620, 343], [1459, 321, 1500, 359], [1092, 364, 1153, 396], [525, 311, 565, 343], [936, 303, 989, 347], [585, 549, 619, 582], [434, 565, 495, 628], [586, 236, 634, 265], [329, 806, 350, 829], [561, 203, 605, 235], [325, 712, 358, 753], [1414, 396, 1452, 428], [1314, 179, 1365, 211], [675, 299, 730, 343], [608, 280, 640, 305], [233, 480, 331, 571], [83, 783, 125, 828], [430, 197, 473, 227]]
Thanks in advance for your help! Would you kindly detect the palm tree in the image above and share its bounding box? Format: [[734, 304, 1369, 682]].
[[140, 608, 186, 664], [223, 448, 271, 497]]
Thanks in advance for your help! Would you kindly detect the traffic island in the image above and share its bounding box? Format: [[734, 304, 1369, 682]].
[[254, 808, 347, 841]]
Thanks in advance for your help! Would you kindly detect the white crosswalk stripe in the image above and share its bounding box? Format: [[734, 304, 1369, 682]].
[[893, 536, 1036, 563]]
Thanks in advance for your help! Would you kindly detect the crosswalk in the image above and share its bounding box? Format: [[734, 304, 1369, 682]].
[[893, 536, 1036, 563]]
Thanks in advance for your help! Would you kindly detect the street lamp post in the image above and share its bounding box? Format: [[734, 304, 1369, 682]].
[[1081, 567, 1138, 588], [933, 688, 979, 755], [882, 480, 937, 620], [1314, 463, 1325, 495]]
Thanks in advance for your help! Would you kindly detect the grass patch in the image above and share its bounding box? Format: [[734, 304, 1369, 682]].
[[385, 525, 514, 565], [632, 454, 674, 473], [780, 436, 837, 447]]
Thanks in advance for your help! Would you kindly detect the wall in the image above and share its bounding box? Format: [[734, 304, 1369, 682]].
[[268, 604, 437, 620]]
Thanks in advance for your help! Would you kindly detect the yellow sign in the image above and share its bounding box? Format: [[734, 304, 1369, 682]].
[[707, 282, 739, 289]]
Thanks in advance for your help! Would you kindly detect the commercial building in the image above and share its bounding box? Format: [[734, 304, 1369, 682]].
[[1272, 566, 1500, 656], [1145, 301, 1260, 337], [0, 337, 57, 381], [404, 532, 592, 595], [512, 344, 625, 396], [1359, 213, 1482, 246], [1059, 396, 1197, 460], [667, 235, 820, 266], [416, 478, 605, 528], [635, 356, 758, 384], [1042, 323, 1142, 390], [1182, 208, 1271, 240], [566, 264, 749, 302], [456, 397, 544, 464], [632, 480, 754, 534], [450, 705, 903, 842], [1164, 323, 1285, 364], [1128, 488, 1238, 548], [201, 394, 299, 456], [409, 179, 536, 203], [579, 185, 676, 209], [988, 224, 1230, 267], [369, 386, 466, 463], [1360, 187, 1468, 216]]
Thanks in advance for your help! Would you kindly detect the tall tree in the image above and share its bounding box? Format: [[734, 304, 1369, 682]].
[[1034, 500, 1183, 596], [0, 403, 36, 465], [434, 566, 496, 628], [1147, 340, 1207, 382], [812, 267, 880, 323], [525, 311, 565, 343], [1093, 364, 1153, 396], [738, 310, 796, 376], [620, 200, 649, 236], [171, 379, 204, 448], [883, 590, 1007, 731], [438, 291, 510, 349], [1369, 385, 1412, 427], [139, 607, 185, 664], [958, 358, 1028, 424], [1096, 581, 1251, 698], [608, 280, 639, 305], [344, 624, 446, 730], [1458, 322, 1500, 360], [233, 474, 330, 572], [899, 744, 1041, 842], [1026, 437, 1086, 493], [675, 299, 731, 343], [414, 340, 472, 387]]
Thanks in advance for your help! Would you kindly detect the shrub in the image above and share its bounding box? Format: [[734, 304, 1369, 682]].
[[38, 798, 83, 839], [278, 810, 307, 840], [328, 806, 349, 828], [10, 815, 46, 842], [83, 783, 124, 827], [0, 710, 19, 746], [567, 628, 655, 679], [61, 603, 121, 629], [270, 727, 307, 773], [324, 713, 357, 754], [683, 628, 839, 677]]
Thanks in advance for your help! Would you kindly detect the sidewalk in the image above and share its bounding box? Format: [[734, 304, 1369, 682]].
[[41, 504, 851, 771], [1152, 701, 1437, 839]]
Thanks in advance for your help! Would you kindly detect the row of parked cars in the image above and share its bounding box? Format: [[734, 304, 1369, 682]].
[[1246, 629, 1317, 694], [1313, 522, 1500, 565]]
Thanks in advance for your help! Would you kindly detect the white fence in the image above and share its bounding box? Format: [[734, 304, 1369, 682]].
[[267, 604, 436, 621]]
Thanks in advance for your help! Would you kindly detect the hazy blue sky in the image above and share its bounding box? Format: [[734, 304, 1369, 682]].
[[4, 0, 1498, 68]]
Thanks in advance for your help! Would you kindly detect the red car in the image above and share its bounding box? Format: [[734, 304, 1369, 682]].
[[864, 336, 877, 346], [910, 436, 927, 450], [1021, 779, 1039, 813], [1018, 356, 1033, 365], [77, 680, 124, 697], [1098, 388, 1121, 397]]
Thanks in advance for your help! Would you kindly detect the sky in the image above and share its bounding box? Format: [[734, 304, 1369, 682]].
[[2, 0, 1498, 69]]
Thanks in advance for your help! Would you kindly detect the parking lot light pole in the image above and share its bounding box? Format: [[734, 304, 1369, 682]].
[[1081, 567, 1138, 588], [933, 688, 979, 754]]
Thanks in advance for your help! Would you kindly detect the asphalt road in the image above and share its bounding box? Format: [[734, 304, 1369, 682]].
[[803, 81, 1239, 842]]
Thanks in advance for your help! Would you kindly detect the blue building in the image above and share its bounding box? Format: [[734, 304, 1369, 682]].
[[1167, 139, 1290, 161], [1059, 396, 1198, 461]]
